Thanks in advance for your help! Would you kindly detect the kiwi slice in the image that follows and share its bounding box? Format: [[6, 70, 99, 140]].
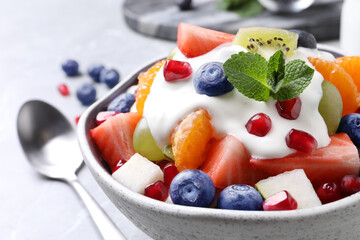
[[233, 27, 299, 57]]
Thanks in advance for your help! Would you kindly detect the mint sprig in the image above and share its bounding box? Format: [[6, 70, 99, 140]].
[[223, 50, 314, 101]]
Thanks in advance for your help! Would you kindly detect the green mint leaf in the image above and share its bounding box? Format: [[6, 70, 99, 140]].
[[233, 0, 264, 17], [217, 0, 264, 18], [267, 50, 285, 90], [223, 52, 271, 101], [273, 59, 315, 101]]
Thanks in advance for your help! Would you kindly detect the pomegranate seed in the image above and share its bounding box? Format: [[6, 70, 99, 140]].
[[163, 60, 192, 82], [285, 129, 318, 153], [163, 162, 179, 188], [144, 181, 169, 201], [57, 83, 70, 96], [95, 111, 118, 125], [341, 175, 360, 196], [275, 97, 301, 120], [245, 113, 272, 137], [110, 159, 126, 173], [157, 160, 170, 171], [316, 182, 342, 204], [75, 115, 81, 125], [263, 191, 297, 211]]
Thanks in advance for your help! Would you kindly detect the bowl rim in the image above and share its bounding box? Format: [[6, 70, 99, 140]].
[[77, 47, 360, 222]]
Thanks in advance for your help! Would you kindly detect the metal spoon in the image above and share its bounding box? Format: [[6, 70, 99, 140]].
[[257, 0, 315, 13], [17, 100, 126, 240], [257, 0, 342, 14]]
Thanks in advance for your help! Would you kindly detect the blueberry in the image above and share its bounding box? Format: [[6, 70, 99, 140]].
[[169, 169, 215, 207], [194, 62, 233, 96], [76, 83, 96, 106], [61, 59, 79, 76], [175, 0, 192, 11], [217, 184, 263, 211], [290, 29, 317, 49], [107, 93, 135, 113], [100, 69, 120, 88], [338, 113, 360, 147], [88, 64, 105, 82]]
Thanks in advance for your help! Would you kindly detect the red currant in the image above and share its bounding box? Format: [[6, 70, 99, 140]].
[[245, 113, 272, 137], [285, 129, 318, 153], [57, 83, 70, 96], [263, 191, 298, 211], [275, 97, 301, 120], [341, 175, 360, 196], [163, 60, 192, 82], [163, 162, 179, 188], [316, 182, 342, 204], [144, 181, 169, 201]]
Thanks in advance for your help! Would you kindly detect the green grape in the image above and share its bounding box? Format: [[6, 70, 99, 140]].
[[133, 117, 165, 161], [163, 145, 174, 161], [167, 46, 179, 60], [318, 80, 343, 135]]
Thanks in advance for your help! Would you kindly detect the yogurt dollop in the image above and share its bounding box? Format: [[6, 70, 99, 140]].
[[143, 43, 331, 159]]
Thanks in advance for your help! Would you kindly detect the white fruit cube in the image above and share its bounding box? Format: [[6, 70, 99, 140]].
[[112, 153, 164, 194], [255, 169, 321, 209]]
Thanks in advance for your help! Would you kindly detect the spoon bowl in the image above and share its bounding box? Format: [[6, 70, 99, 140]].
[[17, 100, 126, 240], [258, 0, 315, 13], [17, 100, 82, 180]]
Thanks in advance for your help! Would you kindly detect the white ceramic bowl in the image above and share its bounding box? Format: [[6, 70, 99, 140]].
[[77, 48, 360, 240]]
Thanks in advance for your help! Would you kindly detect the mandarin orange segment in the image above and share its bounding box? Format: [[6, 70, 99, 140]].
[[170, 109, 214, 171], [136, 60, 166, 116], [308, 57, 360, 116], [335, 56, 360, 92]]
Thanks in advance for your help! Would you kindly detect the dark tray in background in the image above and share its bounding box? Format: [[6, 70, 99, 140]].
[[123, 0, 342, 42]]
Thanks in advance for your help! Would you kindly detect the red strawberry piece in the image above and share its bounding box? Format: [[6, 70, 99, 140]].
[[57, 83, 70, 96], [275, 97, 301, 120], [341, 175, 360, 196], [95, 111, 119, 126], [245, 113, 272, 137], [263, 190, 298, 211], [144, 181, 169, 201], [250, 133, 360, 187], [200, 135, 268, 188], [177, 23, 235, 58], [286, 129, 318, 153], [90, 112, 141, 170], [163, 162, 179, 188], [316, 182, 342, 204], [110, 159, 126, 173], [163, 60, 192, 82]]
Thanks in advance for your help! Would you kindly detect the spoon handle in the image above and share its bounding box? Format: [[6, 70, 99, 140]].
[[67, 178, 127, 240]]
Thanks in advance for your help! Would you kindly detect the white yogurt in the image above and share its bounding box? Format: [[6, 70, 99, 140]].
[[143, 43, 331, 159]]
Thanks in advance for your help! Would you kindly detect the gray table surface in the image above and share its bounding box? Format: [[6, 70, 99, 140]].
[[0, 0, 339, 239]]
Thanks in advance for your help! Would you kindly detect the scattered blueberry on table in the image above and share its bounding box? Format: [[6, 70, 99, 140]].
[[88, 64, 105, 82], [100, 69, 120, 88], [61, 59, 79, 76], [76, 83, 97, 106]]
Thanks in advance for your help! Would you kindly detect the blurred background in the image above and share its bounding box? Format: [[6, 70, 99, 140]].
[[0, 0, 348, 239]]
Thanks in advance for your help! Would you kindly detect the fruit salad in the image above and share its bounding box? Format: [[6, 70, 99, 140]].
[[90, 23, 360, 211]]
